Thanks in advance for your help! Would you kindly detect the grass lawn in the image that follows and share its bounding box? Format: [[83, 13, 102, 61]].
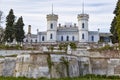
[[1, 74, 120, 80]]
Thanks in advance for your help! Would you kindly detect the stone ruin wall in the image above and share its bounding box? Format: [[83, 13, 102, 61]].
[[0, 51, 120, 78]]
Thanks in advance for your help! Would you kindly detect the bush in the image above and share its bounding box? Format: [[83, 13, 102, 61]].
[[58, 43, 68, 52], [69, 42, 77, 50], [0, 44, 23, 50], [88, 45, 114, 52], [107, 75, 120, 79]]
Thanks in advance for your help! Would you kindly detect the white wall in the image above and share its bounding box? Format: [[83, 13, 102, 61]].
[[57, 31, 78, 42], [78, 15, 89, 42], [78, 20, 88, 31], [88, 32, 99, 42], [24, 37, 37, 43], [47, 21, 57, 30], [40, 35, 47, 42], [47, 21, 57, 42], [47, 31, 57, 42], [79, 31, 88, 42]]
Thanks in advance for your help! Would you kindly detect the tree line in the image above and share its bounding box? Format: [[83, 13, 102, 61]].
[[0, 9, 25, 43]]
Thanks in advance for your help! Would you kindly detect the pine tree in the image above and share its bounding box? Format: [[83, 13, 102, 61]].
[[110, 0, 120, 43], [114, 0, 120, 16], [14, 16, 25, 42], [110, 17, 118, 43], [116, 14, 120, 44], [4, 9, 15, 42]]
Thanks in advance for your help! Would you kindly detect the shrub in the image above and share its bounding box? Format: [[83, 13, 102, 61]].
[[0, 44, 24, 50], [88, 45, 114, 52], [69, 42, 77, 50]]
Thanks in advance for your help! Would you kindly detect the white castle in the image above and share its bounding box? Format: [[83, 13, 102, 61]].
[[23, 12, 111, 43]]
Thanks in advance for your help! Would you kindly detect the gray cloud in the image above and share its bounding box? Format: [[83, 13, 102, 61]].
[[0, 0, 117, 34]]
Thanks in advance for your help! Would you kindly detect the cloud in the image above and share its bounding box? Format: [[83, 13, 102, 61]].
[[0, 0, 117, 33]]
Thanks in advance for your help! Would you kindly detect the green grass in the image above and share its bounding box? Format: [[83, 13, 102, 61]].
[[1, 75, 120, 80]]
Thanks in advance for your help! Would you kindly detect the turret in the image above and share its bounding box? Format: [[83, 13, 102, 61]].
[[46, 14, 58, 30], [77, 14, 89, 30], [77, 14, 89, 42], [46, 14, 58, 42]]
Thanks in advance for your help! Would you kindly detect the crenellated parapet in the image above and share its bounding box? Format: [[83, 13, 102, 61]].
[[77, 14, 89, 21], [46, 14, 58, 21]]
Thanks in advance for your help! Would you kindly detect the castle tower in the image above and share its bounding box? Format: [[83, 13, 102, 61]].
[[46, 5, 58, 42], [77, 14, 89, 42]]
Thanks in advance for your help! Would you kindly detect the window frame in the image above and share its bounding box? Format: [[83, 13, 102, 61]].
[[50, 33, 53, 39], [82, 34, 84, 39], [42, 36, 45, 41], [50, 23, 53, 29], [72, 36, 75, 41], [92, 36, 94, 41], [82, 23, 85, 29], [61, 36, 63, 41], [66, 36, 69, 41]]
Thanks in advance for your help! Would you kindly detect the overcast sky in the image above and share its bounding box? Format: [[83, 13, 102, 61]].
[[0, 0, 117, 34]]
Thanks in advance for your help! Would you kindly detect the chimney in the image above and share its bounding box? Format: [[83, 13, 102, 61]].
[[28, 25, 31, 34]]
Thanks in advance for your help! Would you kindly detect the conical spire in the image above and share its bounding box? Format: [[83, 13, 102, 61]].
[[82, 0, 84, 14], [52, 4, 53, 14], [46, 4, 58, 21]]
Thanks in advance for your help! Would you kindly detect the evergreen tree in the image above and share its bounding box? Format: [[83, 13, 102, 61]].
[[4, 9, 15, 42], [116, 14, 120, 43], [14, 16, 25, 42], [110, 17, 118, 43], [114, 0, 120, 16], [110, 0, 120, 43]]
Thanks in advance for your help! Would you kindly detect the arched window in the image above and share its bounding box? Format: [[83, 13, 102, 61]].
[[72, 36, 75, 41], [92, 36, 94, 41], [66, 36, 69, 41], [35, 39, 37, 43], [50, 23, 53, 29], [50, 33, 53, 39], [42, 36, 44, 41], [82, 34, 84, 39], [31, 40, 33, 43], [61, 36, 63, 41], [26, 39, 28, 42], [82, 23, 84, 28]]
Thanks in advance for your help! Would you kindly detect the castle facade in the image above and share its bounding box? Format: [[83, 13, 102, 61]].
[[24, 13, 102, 43]]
